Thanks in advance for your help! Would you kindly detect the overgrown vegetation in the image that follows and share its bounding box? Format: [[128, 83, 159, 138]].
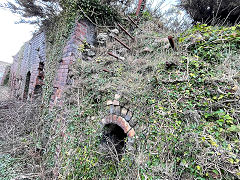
[[42, 19, 239, 179], [2, 66, 10, 86], [1, 0, 240, 179], [0, 100, 41, 180], [179, 0, 240, 25], [0, 0, 125, 26]]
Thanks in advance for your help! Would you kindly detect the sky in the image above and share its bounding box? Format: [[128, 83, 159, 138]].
[[0, 0, 36, 63], [0, 0, 178, 64]]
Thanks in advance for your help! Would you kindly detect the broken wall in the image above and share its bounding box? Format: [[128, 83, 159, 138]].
[[10, 20, 95, 103], [10, 32, 46, 100]]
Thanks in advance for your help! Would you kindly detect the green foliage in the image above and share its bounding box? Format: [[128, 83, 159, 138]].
[[1, 0, 121, 26], [41, 18, 239, 180], [179, 0, 240, 25], [0, 155, 17, 180], [179, 24, 240, 63], [3, 67, 10, 86], [59, 0, 121, 26]]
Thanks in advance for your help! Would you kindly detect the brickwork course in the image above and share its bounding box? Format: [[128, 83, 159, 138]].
[[103, 96, 136, 138]]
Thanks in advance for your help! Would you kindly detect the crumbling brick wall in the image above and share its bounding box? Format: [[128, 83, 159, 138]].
[[10, 31, 46, 100], [50, 20, 95, 106], [10, 20, 95, 103]]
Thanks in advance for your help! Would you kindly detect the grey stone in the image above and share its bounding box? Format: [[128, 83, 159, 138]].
[[125, 111, 133, 121], [115, 106, 121, 115], [121, 108, 128, 117], [87, 50, 96, 57], [114, 94, 121, 100], [97, 33, 108, 41], [110, 29, 119, 34], [110, 105, 114, 114], [107, 100, 113, 105], [119, 56, 125, 61], [113, 100, 120, 106], [109, 33, 116, 38]]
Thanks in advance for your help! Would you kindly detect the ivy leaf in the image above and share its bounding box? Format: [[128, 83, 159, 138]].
[[228, 125, 240, 132]]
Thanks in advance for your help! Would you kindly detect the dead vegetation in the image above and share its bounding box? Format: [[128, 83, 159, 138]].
[[0, 98, 42, 180]]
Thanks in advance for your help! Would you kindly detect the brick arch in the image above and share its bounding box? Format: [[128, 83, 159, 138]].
[[102, 114, 135, 137]]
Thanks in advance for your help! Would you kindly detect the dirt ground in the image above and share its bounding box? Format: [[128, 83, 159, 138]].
[[0, 86, 10, 101]]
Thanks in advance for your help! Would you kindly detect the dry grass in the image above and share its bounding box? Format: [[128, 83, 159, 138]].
[[0, 97, 43, 179]]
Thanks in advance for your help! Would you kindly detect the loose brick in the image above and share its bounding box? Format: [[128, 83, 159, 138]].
[[112, 115, 118, 124], [114, 94, 121, 100], [117, 116, 125, 130], [113, 100, 120, 106], [117, 116, 131, 134], [107, 100, 113, 105], [127, 129, 135, 137], [106, 115, 112, 124]]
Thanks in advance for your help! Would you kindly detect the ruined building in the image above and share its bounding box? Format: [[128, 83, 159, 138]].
[[9, 20, 95, 103]]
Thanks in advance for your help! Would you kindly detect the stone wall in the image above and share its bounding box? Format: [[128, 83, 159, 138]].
[[0, 61, 10, 84]]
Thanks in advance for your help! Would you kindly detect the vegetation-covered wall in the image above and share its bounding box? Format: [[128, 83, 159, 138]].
[[3, 1, 240, 179]]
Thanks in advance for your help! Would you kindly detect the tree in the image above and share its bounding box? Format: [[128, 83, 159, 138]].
[[0, 0, 134, 26], [0, 0, 61, 25], [179, 0, 240, 25]]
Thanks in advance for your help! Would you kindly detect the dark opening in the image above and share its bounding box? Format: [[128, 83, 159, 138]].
[[101, 123, 127, 160], [33, 62, 44, 98], [23, 71, 31, 100], [34, 85, 42, 95]]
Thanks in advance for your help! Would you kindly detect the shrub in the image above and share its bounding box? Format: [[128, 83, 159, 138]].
[[179, 0, 240, 25]]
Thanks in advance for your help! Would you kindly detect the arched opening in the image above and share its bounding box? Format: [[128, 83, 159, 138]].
[[101, 123, 127, 160], [33, 62, 44, 98], [23, 71, 31, 100]]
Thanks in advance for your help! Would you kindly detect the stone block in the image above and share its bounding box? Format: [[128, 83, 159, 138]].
[[109, 105, 114, 114], [125, 111, 133, 121], [114, 94, 121, 100], [113, 100, 120, 106], [107, 100, 113, 105], [121, 108, 128, 117], [115, 106, 121, 115]]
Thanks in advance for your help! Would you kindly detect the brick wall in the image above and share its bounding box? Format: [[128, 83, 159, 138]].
[[50, 20, 95, 106], [10, 20, 95, 104], [10, 31, 46, 100]]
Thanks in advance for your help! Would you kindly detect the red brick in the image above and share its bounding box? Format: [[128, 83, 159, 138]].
[[112, 115, 118, 124], [106, 115, 112, 124], [127, 129, 135, 137]]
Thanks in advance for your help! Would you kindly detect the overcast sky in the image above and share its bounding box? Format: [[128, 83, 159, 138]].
[[0, 2, 36, 63], [0, 0, 178, 64]]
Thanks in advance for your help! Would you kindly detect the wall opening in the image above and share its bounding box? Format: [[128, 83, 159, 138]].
[[34, 85, 42, 95], [33, 62, 44, 98], [23, 71, 31, 100], [101, 123, 127, 160]]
